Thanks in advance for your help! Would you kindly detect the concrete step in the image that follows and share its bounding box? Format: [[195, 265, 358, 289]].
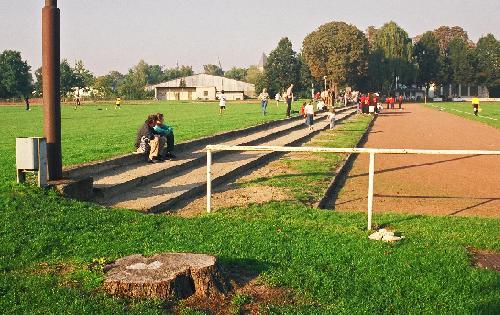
[[101, 109, 357, 212], [92, 106, 356, 201]]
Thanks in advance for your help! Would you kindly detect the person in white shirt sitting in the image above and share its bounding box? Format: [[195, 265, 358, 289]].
[[317, 98, 326, 111]]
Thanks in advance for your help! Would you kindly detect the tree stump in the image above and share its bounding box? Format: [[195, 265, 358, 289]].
[[103, 253, 230, 300]]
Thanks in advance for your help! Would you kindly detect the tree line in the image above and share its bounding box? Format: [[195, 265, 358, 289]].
[[1, 21, 498, 101], [299, 22, 499, 97]]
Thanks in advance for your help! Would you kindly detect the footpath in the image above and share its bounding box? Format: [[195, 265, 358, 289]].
[[334, 104, 500, 217]]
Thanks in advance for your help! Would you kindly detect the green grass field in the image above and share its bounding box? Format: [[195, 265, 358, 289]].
[[0, 100, 301, 183], [425, 101, 500, 129], [0, 103, 499, 313]]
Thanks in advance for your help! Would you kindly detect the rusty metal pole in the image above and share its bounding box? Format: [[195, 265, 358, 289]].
[[42, 0, 62, 180]]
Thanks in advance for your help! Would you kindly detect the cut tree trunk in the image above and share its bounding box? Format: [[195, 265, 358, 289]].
[[103, 253, 230, 300]]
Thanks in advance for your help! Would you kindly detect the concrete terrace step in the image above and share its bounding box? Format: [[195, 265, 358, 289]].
[[63, 111, 314, 179], [102, 109, 358, 212], [91, 106, 356, 201]]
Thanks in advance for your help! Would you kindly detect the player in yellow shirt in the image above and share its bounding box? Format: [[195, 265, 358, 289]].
[[471, 97, 479, 116], [115, 96, 122, 109]]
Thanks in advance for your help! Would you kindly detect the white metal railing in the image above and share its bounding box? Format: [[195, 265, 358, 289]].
[[205, 145, 500, 230]]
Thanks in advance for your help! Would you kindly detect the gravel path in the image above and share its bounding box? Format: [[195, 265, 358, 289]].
[[334, 104, 500, 217]]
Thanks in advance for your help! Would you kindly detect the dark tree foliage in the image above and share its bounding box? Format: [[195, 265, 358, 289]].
[[414, 31, 441, 91], [224, 67, 248, 81], [264, 37, 301, 96], [0, 50, 33, 99], [203, 64, 224, 76], [474, 34, 500, 91]]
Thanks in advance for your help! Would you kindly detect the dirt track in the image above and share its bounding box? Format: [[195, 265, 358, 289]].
[[334, 104, 500, 217]]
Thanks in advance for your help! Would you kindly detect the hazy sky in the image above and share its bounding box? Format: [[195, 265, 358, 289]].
[[1, 0, 499, 75]]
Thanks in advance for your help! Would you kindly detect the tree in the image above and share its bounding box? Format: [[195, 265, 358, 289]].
[[447, 37, 474, 86], [73, 60, 94, 97], [368, 21, 415, 93], [302, 22, 368, 90], [145, 64, 164, 85], [265, 37, 300, 95], [60, 59, 76, 98], [224, 67, 247, 81], [33, 67, 43, 97], [433, 26, 471, 54], [118, 60, 149, 99], [474, 34, 500, 91], [245, 65, 263, 85], [163, 65, 193, 81], [0, 50, 33, 99], [414, 31, 441, 94], [203, 64, 224, 76]]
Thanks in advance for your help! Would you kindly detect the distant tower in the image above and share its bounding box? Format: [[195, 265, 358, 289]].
[[258, 53, 267, 72]]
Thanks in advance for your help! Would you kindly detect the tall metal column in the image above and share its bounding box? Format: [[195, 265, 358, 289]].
[[42, 0, 62, 180]]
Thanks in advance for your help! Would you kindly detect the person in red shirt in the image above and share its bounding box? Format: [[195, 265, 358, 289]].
[[359, 95, 365, 113], [398, 95, 403, 109], [372, 95, 378, 113], [386, 96, 390, 109]]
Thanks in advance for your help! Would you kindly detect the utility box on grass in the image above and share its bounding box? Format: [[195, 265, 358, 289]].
[[16, 137, 47, 187]]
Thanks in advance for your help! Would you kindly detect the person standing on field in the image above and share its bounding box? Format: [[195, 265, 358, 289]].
[[398, 95, 403, 110], [218, 90, 227, 115], [24, 96, 30, 111], [258, 88, 270, 115], [472, 97, 480, 116], [286, 84, 294, 118], [115, 96, 122, 109]]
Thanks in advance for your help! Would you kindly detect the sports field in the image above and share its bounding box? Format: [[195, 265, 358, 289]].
[[0, 100, 300, 183], [425, 101, 500, 129], [0, 102, 499, 313]]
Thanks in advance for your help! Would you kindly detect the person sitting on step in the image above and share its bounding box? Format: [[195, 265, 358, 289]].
[[135, 114, 166, 163], [154, 113, 176, 159]]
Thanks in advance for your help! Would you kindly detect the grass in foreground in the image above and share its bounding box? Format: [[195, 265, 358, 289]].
[[0, 184, 499, 314], [0, 100, 301, 183], [425, 101, 500, 129]]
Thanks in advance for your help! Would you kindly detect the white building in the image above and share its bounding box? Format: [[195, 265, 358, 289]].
[[150, 74, 256, 101]]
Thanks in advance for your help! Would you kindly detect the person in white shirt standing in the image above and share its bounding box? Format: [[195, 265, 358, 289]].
[[218, 90, 227, 115], [304, 100, 315, 130], [258, 88, 270, 115]]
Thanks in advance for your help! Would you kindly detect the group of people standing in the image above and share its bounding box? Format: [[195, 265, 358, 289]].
[[135, 113, 175, 163], [358, 94, 404, 114], [258, 84, 295, 117]]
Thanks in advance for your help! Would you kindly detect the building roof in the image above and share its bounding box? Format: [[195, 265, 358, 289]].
[[152, 74, 255, 92]]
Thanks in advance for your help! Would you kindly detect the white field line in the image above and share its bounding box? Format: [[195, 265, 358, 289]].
[[428, 104, 498, 121]]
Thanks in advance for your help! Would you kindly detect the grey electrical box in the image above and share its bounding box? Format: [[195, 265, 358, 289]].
[[16, 137, 47, 187], [16, 137, 42, 170]]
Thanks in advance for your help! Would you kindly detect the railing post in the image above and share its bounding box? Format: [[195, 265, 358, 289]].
[[206, 149, 212, 213], [367, 152, 375, 230]]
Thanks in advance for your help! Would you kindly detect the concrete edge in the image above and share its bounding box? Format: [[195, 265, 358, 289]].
[[316, 114, 378, 209]]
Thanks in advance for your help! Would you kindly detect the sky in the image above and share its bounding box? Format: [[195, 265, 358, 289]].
[[1, 0, 499, 76]]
